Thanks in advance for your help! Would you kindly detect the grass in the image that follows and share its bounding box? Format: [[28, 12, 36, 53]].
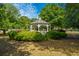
[[0, 31, 79, 56]]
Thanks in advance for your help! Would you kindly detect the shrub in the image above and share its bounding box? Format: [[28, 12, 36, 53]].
[[57, 29, 66, 32], [39, 25, 47, 31], [8, 31, 17, 40], [46, 31, 67, 39], [14, 30, 28, 41], [15, 31, 45, 41], [32, 32, 45, 41]]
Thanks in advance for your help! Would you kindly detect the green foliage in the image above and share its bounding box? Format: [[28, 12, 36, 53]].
[[15, 30, 45, 41], [45, 31, 67, 39], [33, 32, 46, 41], [66, 3, 79, 28], [0, 3, 20, 34], [8, 30, 67, 41], [39, 4, 65, 29], [8, 31, 17, 40], [39, 25, 47, 31], [18, 16, 31, 29]]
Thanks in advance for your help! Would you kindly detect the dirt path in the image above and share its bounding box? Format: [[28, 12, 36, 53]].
[[0, 31, 79, 56], [0, 38, 79, 56]]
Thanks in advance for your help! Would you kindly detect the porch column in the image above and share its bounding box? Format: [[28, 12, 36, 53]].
[[37, 24, 40, 32], [30, 25, 32, 31], [46, 24, 49, 32]]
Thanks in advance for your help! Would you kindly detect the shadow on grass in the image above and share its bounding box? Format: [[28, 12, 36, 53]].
[[32, 32, 79, 56], [0, 38, 31, 56], [34, 40, 79, 56], [66, 32, 79, 39], [1, 32, 79, 56]]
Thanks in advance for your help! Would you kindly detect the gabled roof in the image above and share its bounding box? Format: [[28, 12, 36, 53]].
[[32, 18, 48, 24]]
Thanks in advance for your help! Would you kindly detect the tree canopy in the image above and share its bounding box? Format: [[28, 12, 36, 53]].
[[39, 4, 65, 29], [18, 16, 31, 29], [65, 3, 79, 29], [1, 3, 79, 34], [0, 3, 20, 34]]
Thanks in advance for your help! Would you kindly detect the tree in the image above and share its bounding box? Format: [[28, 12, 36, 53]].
[[39, 4, 65, 30], [18, 16, 31, 29], [65, 3, 79, 29], [0, 3, 20, 34], [31, 18, 37, 22]]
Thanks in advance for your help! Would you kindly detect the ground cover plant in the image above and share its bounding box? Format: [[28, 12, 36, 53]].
[[45, 31, 67, 39], [8, 30, 67, 41], [8, 30, 46, 41]]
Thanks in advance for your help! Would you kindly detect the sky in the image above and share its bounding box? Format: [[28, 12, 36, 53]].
[[13, 3, 46, 19]]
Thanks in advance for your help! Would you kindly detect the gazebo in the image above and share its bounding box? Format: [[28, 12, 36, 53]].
[[30, 18, 50, 33]]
